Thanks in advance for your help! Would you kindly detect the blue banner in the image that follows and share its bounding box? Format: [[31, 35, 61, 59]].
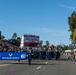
[[0, 52, 27, 60]]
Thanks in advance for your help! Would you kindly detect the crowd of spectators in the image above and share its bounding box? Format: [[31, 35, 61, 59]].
[[0, 40, 21, 52], [0, 39, 61, 60]]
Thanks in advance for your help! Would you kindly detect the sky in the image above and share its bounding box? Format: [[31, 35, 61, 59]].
[[0, 0, 76, 46]]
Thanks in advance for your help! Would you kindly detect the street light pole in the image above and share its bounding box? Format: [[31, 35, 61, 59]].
[[0, 31, 1, 40]]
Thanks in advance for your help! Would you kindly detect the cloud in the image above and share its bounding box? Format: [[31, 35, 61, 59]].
[[4, 25, 69, 37], [26, 27, 70, 37], [59, 4, 76, 10], [40, 28, 70, 36]]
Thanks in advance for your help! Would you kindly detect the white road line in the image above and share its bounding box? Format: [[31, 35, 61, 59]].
[[0, 64, 10, 67], [37, 66, 41, 69], [0, 61, 22, 67], [0, 60, 25, 67], [45, 62, 48, 64]]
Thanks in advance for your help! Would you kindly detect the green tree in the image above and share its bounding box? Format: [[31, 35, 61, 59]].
[[68, 11, 76, 41], [63, 45, 68, 50], [39, 40, 43, 49], [73, 28, 76, 41], [56, 45, 61, 50], [1, 35, 5, 40], [11, 32, 17, 39], [17, 37, 21, 42], [45, 41, 50, 49]]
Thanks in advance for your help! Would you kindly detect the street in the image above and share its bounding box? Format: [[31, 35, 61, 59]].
[[0, 55, 76, 75]]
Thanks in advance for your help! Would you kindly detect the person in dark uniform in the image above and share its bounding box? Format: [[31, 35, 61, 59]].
[[56, 50, 60, 60], [27, 48, 32, 65]]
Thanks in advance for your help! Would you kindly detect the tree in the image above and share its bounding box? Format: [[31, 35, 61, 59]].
[[68, 11, 76, 41], [1, 35, 5, 40], [11, 32, 17, 39], [73, 28, 76, 41], [63, 45, 68, 50], [39, 40, 43, 49], [17, 37, 21, 42], [56, 45, 61, 50], [45, 41, 50, 49]]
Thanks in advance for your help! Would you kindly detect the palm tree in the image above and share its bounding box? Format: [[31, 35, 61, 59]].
[[39, 40, 43, 49], [46, 41, 50, 49], [11, 32, 17, 39]]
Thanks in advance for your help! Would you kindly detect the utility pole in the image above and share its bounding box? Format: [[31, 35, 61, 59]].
[[0, 31, 1, 40]]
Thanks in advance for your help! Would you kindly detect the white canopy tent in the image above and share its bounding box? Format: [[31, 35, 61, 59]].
[[65, 50, 72, 53], [73, 49, 76, 52]]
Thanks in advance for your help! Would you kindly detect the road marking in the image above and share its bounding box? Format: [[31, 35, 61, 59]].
[[0, 60, 26, 67], [37, 66, 41, 69], [0, 64, 10, 67], [45, 62, 48, 64]]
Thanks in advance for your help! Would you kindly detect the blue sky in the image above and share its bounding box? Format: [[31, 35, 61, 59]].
[[0, 0, 76, 46]]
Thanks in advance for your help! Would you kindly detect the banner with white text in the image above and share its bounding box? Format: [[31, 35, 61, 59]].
[[0, 52, 27, 60]]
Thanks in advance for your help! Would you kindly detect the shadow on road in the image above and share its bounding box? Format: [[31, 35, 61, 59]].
[[8, 61, 59, 65], [0, 58, 73, 65], [57, 58, 72, 61]]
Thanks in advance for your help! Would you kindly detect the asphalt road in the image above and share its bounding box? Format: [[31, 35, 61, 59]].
[[0, 55, 76, 75]]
